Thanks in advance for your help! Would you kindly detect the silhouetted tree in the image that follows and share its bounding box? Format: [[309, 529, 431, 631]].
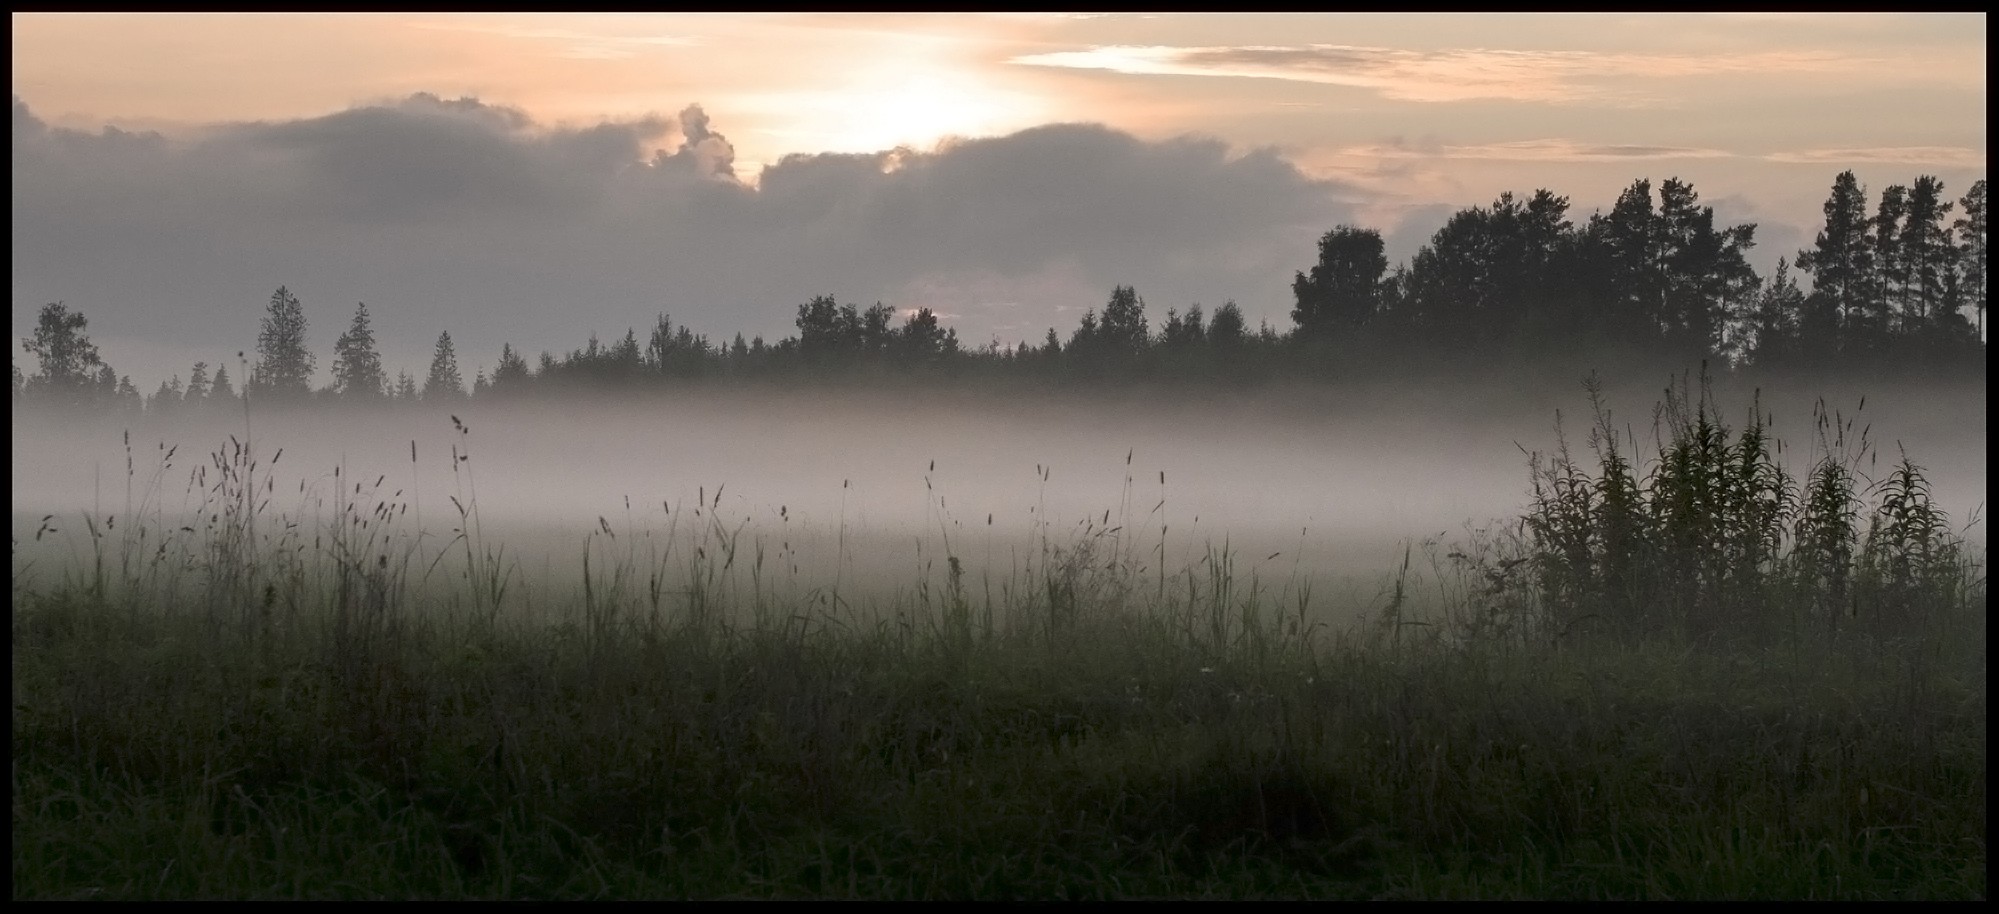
[[861, 303, 897, 359], [424, 331, 464, 401], [1746, 257, 1807, 368], [1897, 176, 1955, 335], [895, 307, 959, 367], [1160, 305, 1207, 348], [1796, 171, 1874, 360], [331, 302, 387, 400], [1657, 178, 1758, 358], [1956, 179, 1987, 339], [21, 301, 102, 403], [796, 294, 865, 365], [1588, 179, 1668, 344], [647, 313, 712, 379], [185, 362, 210, 402], [1292, 226, 1387, 340], [210, 364, 236, 404], [150, 377, 183, 414], [393, 370, 418, 402], [252, 286, 314, 400], [1858, 183, 1910, 355], [491, 343, 532, 394], [1209, 301, 1247, 349], [1099, 285, 1148, 355], [1403, 191, 1570, 349]]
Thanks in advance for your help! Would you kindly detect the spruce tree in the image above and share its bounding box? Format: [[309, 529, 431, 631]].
[[210, 364, 235, 403], [492, 343, 531, 393], [332, 303, 387, 400], [423, 331, 464, 401], [185, 362, 210, 401], [254, 286, 315, 400]]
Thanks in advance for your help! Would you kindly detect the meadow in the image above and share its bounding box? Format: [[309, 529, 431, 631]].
[[11, 372, 1987, 899]]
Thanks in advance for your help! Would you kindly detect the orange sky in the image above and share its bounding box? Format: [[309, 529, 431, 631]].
[[14, 13, 1984, 226]]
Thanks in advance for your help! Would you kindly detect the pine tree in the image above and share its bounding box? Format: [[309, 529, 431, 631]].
[[254, 286, 315, 400], [1657, 177, 1758, 358], [1953, 179, 1986, 339], [393, 370, 418, 402], [1747, 257, 1806, 368], [1897, 176, 1955, 337], [1796, 171, 1874, 359], [332, 303, 387, 400], [1859, 184, 1909, 354], [1591, 179, 1667, 342], [423, 331, 464, 401]]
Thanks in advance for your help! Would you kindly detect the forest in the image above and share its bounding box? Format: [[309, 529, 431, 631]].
[[15, 170, 1987, 412]]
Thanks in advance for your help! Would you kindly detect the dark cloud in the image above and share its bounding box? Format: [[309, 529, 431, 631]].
[[11, 95, 1358, 385]]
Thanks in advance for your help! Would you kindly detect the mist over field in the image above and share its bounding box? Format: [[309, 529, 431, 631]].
[[14, 373, 1986, 628]]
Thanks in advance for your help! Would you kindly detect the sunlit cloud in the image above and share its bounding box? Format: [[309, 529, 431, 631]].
[[1764, 146, 1985, 167], [1011, 44, 1865, 105], [735, 70, 1051, 162]]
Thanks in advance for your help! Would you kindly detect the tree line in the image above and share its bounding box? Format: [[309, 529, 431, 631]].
[[15, 169, 1985, 412]]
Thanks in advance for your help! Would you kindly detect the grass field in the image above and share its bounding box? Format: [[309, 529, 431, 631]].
[[12, 378, 1987, 899]]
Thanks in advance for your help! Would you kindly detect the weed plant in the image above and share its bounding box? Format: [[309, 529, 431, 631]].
[[12, 380, 1986, 899], [1502, 366, 1983, 649]]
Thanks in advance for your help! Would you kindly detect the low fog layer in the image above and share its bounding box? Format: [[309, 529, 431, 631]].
[[12, 375, 1986, 622]]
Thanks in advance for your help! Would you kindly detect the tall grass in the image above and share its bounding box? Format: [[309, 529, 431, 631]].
[[1504, 367, 1982, 649], [12, 379, 1986, 899]]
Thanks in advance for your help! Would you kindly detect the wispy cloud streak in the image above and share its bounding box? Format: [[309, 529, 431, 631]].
[[1011, 44, 1862, 105], [408, 21, 697, 60], [1764, 146, 1985, 167], [1341, 138, 1740, 162]]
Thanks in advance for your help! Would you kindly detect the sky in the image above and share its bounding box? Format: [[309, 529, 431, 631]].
[[10, 12, 1988, 391]]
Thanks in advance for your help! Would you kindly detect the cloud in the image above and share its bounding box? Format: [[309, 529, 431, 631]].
[[1010, 43, 1861, 105], [1763, 146, 1985, 167], [406, 20, 697, 60], [1340, 138, 1739, 162], [11, 95, 1358, 387]]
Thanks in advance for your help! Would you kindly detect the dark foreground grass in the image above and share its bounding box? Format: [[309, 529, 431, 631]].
[[13, 581, 1985, 900], [12, 377, 1987, 899]]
